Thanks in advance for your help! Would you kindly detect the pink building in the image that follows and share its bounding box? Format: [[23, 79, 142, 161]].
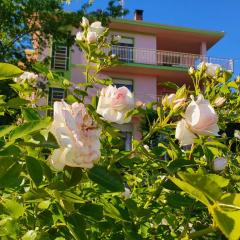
[[48, 10, 234, 149]]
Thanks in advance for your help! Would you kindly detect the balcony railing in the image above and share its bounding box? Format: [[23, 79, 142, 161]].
[[111, 45, 234, 71]]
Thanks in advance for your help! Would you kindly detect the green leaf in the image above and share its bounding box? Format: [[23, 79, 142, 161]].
[[9, 117, 51, 140], [166, 193, 195, 208], [7, 97, 29, 108], [168, 176, 210, 206], [220, 85, 230, 94], [88, 166, 124, 192], [205, 141, 228, 151], [220, 193, 240, 207], [38, 200, 51, 210], [212, 207, 240, 240], [0, 145, 21, 157], [77, 203, 103, 220], [65, 94, 78, 104], [64, 166, 82, 187], [101, 199, 126, 221], [3, 199, 25, 219], [167, 159, 196, 173], [125, 199, 151, 218], [208, 174, 229, 188], [0, 216, 18, 237], [60, 191, 84, 203], [227, 81, 238, 89], [23, 189, 49, 202], [0, 63, 23, 80], [26, 157, 43, 186], [0, 125, 16, 138], [177, 172, 223, 202], [160, 81, 179, 90], [0, 157, 21, 188], [66, 213, 87, 240], [73, 89, 88, 97], [22, 108, 40, 121]]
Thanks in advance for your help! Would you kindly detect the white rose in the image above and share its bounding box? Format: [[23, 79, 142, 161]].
[[49, 101, 101, 170], [214, 96, 226, 107], [97, 85, 134, 124], [175, 94, 219, 146], [87, 31, 98, 43], [121, 187, 131, 198], [90, 21, 105, 34], [81, 17, 89, 27], [213, 157, 228, 171], [76, 31, 84, 41], [198, 62, 221, 76]]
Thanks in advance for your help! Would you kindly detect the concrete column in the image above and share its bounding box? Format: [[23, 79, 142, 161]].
[[200, 42, 207, 56]]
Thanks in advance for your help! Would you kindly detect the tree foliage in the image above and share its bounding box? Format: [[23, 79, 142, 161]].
[[0, 0, 128, 62]]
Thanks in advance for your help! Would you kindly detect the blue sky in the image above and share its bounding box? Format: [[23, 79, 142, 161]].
[[65, 0, 240, 76]]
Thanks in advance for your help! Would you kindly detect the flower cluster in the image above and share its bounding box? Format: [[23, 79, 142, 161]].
[[76, 17, 105, 44], [13, 71, 38, 86], [13, 71, 44, 104], [49, 85, 134, 170], [198, 62, 221, 76]]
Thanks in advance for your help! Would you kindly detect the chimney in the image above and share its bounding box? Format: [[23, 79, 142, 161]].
[[134, 9, 143, 21]]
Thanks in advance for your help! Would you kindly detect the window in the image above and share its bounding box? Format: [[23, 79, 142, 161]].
[[112, 78, 133, 92], [48, 88, 66, 116], [51, 45, 69, 71], [112, 37, 134, 63]]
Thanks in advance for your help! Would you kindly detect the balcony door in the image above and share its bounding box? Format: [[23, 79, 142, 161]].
[[112, 37, 134, 63]]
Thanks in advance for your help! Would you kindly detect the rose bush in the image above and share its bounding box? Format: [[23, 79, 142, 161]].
[[0, 17, 239, 240]]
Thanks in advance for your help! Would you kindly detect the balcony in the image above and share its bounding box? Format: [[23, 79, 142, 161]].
[[111, 45, 234, 71]]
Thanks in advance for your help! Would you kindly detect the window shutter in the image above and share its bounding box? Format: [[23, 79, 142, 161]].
[[51, 45, 69, 70]]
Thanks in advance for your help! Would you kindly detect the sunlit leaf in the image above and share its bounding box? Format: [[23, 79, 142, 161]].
[[0, 63, 23, 80], [3, 199, 25, 219], [212, 207, 240, 240]]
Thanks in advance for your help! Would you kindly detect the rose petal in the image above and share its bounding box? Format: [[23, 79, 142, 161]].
[[175, 119, 196, 146]]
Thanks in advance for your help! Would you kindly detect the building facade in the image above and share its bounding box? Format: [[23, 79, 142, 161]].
[[45, 10, 234, 149]]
